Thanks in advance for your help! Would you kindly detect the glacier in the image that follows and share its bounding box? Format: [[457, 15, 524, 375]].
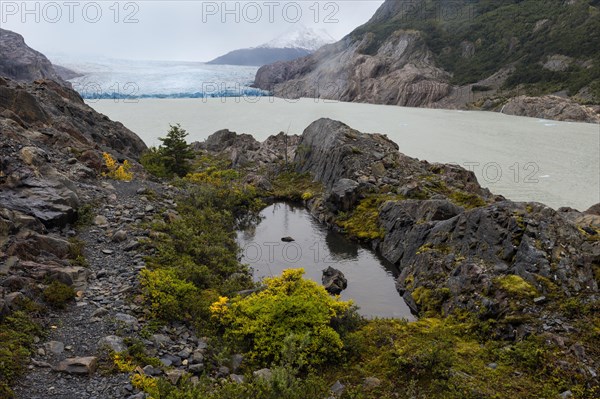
[[49, 55, 269, 99]]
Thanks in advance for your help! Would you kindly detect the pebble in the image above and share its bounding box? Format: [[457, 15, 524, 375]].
[[331, 380, 345, 395], [44, 341, 65, 355], [253, 368, 272, 381]]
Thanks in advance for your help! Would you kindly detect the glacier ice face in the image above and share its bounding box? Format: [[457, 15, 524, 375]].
[[51, 56, 268, 99]]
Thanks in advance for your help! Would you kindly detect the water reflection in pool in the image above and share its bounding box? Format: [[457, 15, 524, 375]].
[[237, 203, 413, 319]]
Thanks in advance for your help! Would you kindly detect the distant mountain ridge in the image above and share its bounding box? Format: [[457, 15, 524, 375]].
[[254, 0, 600, 121], [258, 26, 335, 51], [207, 47, 312, 67], [207, 26, 335, 66]]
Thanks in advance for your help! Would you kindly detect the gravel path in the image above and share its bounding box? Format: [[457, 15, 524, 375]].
[[13, 180, 177, 399]]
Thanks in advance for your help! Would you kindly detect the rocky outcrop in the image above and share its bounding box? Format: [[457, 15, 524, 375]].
[[0, 73, 148, 340], [0, 78, 147, 160], [294, 118, 599, 349], [296, 118, 491, 200], [255, 31, 452, 107], [194, 130, 300, 169], [0, 28, 72, 86], [501, 95, 600, 123]]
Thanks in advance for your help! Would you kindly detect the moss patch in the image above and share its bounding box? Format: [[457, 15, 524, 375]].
[[336, 196, 389, 240], [495, 275, 538, 298], [272, 171, 323, 201], [448, 191, 487, 209]]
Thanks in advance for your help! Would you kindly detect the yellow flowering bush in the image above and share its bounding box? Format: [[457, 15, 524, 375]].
[[209, 296, 229, 319], [102, 152, 133, 181], [211, 269, 352, 368], [131, 373, 159, 398], [113, 353, 136, 373]]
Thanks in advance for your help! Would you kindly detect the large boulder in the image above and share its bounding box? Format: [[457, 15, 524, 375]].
[[0, 177, 79, 228], [294, 118, 402, 189], [502, 95, 600, 123]]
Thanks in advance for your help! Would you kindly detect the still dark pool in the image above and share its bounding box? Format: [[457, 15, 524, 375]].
[[236, 202, 413, 319]]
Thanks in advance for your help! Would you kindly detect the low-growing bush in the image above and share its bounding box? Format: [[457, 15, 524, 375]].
[[139, 268, 219, 323], [0, 311, 42, 397], [211, 269, 352, 369], [43, 281, 75, 308], [102, 152, 133, 181]]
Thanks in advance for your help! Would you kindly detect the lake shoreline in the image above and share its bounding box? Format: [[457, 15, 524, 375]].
[[90, 97, 600, 210]]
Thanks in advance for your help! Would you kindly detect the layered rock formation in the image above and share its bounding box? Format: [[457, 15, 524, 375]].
[[0, 28, 74, 86], [254, 31, 453, 107]]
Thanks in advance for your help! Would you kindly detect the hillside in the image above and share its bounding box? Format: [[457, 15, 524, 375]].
[[0, 28, 77, 86], [254, 0, 600, 120]]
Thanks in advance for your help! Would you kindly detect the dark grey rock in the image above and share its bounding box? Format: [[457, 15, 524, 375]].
[[322, 267, 348, 295]]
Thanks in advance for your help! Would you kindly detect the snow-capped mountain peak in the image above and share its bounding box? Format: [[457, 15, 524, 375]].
[[259, 26, 336, 51]]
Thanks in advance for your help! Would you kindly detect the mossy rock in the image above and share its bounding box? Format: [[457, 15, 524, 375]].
[[495, 275, 538, 298]]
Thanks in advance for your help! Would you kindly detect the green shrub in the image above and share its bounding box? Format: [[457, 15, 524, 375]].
[[139, 268, 207, 322], [211, 269, 352, 369], [0, 311, 41, 397], [43, 281, 75, 308], [75, 203, 95, 228], [140, 147, 170, 178], [68, 237, 88, 267]]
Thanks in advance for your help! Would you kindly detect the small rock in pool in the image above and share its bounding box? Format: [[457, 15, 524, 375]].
[[281, 236, 295, 242], [322, 267, 348, 295]]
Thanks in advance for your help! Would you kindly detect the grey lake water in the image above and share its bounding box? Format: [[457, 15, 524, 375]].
[[90, 97, 600, 211], [236, 202, 413, 319]]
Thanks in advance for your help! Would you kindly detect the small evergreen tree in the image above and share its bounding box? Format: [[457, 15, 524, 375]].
[[159, 124, 194, 177], [141, 123, 194, 178]]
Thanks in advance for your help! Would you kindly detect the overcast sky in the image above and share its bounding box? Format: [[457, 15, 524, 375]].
[[1, 1, 384, 61]]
